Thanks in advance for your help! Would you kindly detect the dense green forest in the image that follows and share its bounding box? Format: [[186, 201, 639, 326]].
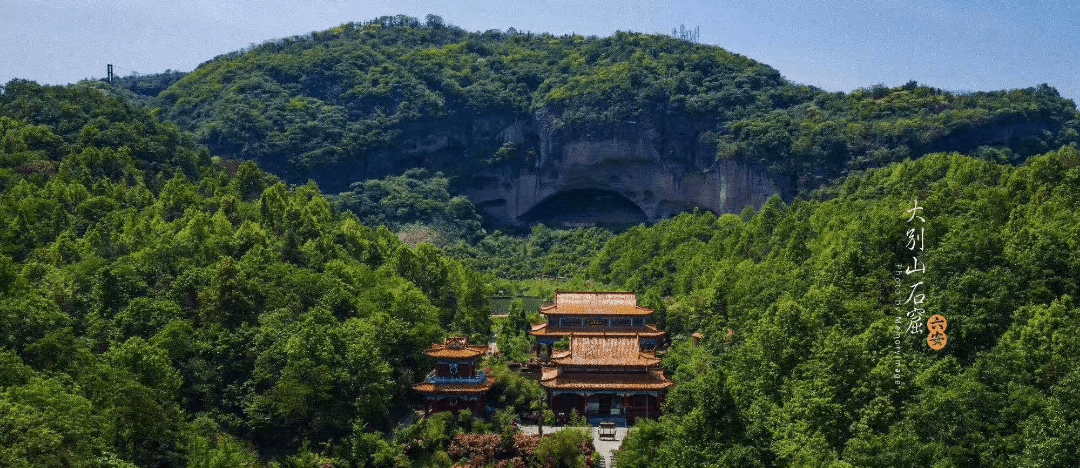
[[602, 148, 1080, 467], [0, 80, 496, 466], [330, 168, 486, 246], [4, 15, 1080, 468], [139, 15, 1078, 196]]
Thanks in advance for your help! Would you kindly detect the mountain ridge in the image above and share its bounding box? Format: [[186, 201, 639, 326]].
[[126, 15, 1080, 227]]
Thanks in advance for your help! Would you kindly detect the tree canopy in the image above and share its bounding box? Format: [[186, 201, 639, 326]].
[[0, 79, 491, 466], [599, 146, 1080, 466], [4, 15, 1080, 467], [139, 16, 1078, 196]]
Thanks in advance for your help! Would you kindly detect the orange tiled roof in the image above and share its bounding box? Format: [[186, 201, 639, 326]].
[[539, 368, 673, 391], [539, 292, 654, 316], [413, 379, 496, 395], [550, 336, 661, 367], [529, 323, 666, 338], [425, 337, 488, 359]]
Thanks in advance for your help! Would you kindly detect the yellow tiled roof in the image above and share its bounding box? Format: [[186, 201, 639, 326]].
[[551, 336, 661, 367], [558, 292, 638, 307], [539, 291, 654, 316], [539, 369, 673, 391], [413, 379, 496, 395], [529, 323, 666, 338], [425, 337, 488, 359]]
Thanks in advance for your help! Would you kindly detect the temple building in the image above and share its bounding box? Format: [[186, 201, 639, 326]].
[[540, 334, 673, 422], [413, 337, 495, 416], [533, 292, 673, 422], [530, 292, 667, 358]]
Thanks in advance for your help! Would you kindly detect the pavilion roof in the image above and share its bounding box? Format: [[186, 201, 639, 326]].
[[424, 337, 488, 360], [539, 368, 673, 391], [529, 323, 666, 338], [550, 335, 661, 367], [539, 291, 654, 316], [413, 379, 496, 395]]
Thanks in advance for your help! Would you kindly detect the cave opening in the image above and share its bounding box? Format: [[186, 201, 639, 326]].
[[519, 188, 648, 229]]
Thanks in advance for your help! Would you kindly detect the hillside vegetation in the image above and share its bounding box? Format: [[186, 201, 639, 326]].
[[0, 80, 491, 466], [593, 148, 1080, 467], [148, 15, 1078, 196], [4, 15, 1080, 467]]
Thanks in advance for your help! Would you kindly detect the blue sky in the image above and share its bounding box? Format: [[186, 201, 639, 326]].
[[3, 0, 1077, 103]]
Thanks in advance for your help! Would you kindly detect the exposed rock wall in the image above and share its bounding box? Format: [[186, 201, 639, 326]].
[[335, 109, 780, 228], [477, 109, 777, 227], [464, 139, 776, 226]]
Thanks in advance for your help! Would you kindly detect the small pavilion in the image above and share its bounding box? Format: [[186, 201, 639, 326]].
[[413, 337, 496, 416]]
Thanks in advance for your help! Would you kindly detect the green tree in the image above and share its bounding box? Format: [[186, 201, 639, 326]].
[[0, 377, 110, 467], [534, 428, 592, 468]]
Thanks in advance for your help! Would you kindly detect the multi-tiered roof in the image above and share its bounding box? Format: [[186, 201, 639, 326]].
[[529, 292, 666, 341], [422, 336, 489, 360], [413, 337, 495, 414], [533, 292, 674, 423], [539, 335, 673, 392]]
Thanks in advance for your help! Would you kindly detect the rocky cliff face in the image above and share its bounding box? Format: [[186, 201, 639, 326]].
[[464, 133, 777, 227], [154, 22, 1080, 230], [340, 109, 779, 228]]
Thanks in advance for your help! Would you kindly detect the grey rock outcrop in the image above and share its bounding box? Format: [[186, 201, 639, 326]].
[[346, 109, 780, 228]]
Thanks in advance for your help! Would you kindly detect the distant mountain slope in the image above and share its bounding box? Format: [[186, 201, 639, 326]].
[[153, 15, 1080, 226]]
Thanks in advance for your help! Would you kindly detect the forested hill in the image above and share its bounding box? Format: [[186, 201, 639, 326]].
[[0, 80, 491, 465], [3, 73, 1080, 466], [147, 15, 1078, 207], [595, 147, 1080, 466]]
